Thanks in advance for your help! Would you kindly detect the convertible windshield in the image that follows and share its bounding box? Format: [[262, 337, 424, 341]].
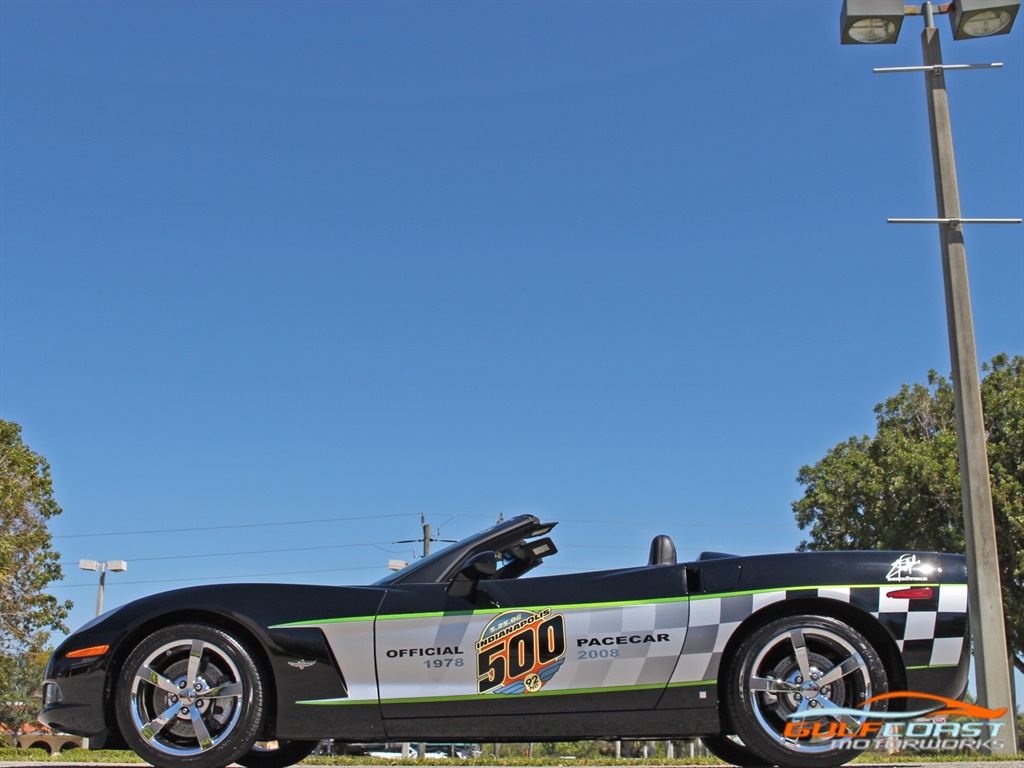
[[374, 515, 556, 586], [373, 534, 479, 586]]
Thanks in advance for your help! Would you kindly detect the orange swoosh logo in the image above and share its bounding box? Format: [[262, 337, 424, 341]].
[[862, 692, 1007, 719]]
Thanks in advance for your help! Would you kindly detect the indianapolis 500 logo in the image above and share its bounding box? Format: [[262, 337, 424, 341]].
[[477, 608, 566, 694]]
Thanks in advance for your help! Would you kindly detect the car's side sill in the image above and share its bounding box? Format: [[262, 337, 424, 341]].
[[380, 708, 722, 741]]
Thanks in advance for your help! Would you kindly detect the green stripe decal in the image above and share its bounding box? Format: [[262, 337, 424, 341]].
[[297, 697, 376, 706], [271, 582, 960, 628], [271, 615, 375, 628], [297, 680, 714, 706], [271, 596, 689, 628]]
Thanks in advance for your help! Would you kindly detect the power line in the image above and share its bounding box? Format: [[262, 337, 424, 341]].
[[49, 514, 797, 588], [58, 541, 778, 569], [51, 512, 421, 539], [51, 565, 382, 589], [51, 511, 794, 541], [557, 516, 791, 530], [59, 540, 395, 567], [55, 542, 778, 586]]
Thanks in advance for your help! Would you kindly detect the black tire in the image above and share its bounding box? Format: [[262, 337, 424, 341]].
[[115, 623, 265, 768], [237, 740, 319, 768], [723, 614, 888, 768], [701, 735, 771, 767]]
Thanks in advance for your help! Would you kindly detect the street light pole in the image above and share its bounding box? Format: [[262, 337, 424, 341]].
[[78, 559, 128, 618], [918, 10, 1017, 751], [96, 567, 107, 617]]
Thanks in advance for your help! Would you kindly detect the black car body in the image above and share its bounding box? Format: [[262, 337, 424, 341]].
[[40, 515, 970, 768]]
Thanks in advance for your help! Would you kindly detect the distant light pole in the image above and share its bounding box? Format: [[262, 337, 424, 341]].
[[840, 0, 1021, 754], [78, 559, 128, 617]]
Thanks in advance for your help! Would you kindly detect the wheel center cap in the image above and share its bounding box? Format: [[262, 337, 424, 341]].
[[801, 681, 820, 699]]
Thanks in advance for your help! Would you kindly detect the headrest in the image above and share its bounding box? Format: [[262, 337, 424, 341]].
[[648, 534, 677, 566]]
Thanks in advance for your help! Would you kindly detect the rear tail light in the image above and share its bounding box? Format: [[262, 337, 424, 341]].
[[886, 587, 935, 600]]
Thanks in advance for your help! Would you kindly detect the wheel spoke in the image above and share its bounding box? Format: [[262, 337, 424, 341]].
[[815, 697, 863, 729], [136, 666, 180, 695], [202, 680, 243, 699], [140, 702, 181, 744], [187, 639, 205, 684], [789, 629, 812, 681], [190, 707, 215, 751], [750, 676, 801, 693], [818, 652, 865, 688]]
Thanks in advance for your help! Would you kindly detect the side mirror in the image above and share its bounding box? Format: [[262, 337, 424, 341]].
[[447, 552, 498, 599]]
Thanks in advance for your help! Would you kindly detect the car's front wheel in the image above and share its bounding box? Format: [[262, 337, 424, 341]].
[[724, 614, 888, 768], [115, 623, 265, 768]]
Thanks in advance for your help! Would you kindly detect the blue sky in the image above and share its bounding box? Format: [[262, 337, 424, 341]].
[[1, 0, 1022, 699]]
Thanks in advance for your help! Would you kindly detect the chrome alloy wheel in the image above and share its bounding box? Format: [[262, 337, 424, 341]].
[[127, 637, 245, 756], [746, 625, 873, 754], [726, 614, 889, 767]]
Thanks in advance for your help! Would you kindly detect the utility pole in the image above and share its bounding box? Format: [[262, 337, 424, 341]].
[[918, 9, 1017, 752], [416, 520, 427, 762], [394, 515, 455, 563], [842, 1, 1021, 752], [404, 515, 459, 760]]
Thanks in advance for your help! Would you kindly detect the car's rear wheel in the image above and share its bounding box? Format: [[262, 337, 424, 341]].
[[237, 740, 320, 768], [724, 614, 888, 768], [115, 623, 265, 768]]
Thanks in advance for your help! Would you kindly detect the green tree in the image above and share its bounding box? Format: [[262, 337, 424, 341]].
[[793, 354, 1024, 673], [0, 420, 71, 656], [0, 647, 50, 743]]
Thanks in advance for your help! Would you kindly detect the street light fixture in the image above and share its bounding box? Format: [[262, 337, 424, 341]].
[[841, 0, 906, 43], [950, 0, 1020, 38], [839, 0, 1021, 755], [78, 559, 127, 617], [842, 0, 1021, 43]]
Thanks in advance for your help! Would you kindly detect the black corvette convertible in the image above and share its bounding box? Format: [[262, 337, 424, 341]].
[[40, 515, 970, 768]]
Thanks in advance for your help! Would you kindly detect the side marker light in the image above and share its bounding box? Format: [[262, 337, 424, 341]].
[[66, 644, 110, 659]]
